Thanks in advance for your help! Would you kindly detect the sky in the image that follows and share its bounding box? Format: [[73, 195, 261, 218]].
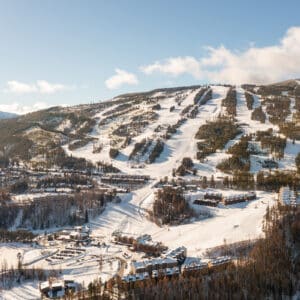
[[1, 0, 300, 114]]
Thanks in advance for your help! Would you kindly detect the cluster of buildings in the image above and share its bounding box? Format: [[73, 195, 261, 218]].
[[203, 192, 222, 200], [123, 252, 233, 283], [182, 256, 232, 274], [279, 186, 298, 206], [113, 232, 167, 255], [182, 260, 209, 274], [165, 246, 187, 263], [123, 246, 203, 282], [101, 174, 150, 189], [131, 257, 178, 274], [222, 192, 257, 205], [122, 266, 180, 283], [123, 257, 180, 283], [193, 191, 257, 207], [55, 226, 91, 243]]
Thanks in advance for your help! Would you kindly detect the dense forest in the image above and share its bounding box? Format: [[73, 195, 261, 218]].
[[195, 116, 241, 161], [217, 135, 252, 173], [251, 106, 266, 123], [255, 129, 286, 159], [0, 190, 115, 230], [151, 187, 194, 225], [222, 88, 237, 117]]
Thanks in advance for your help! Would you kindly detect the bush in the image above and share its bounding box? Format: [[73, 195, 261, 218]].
[[152, 104, 161, 110], [182, 157, 194, 169], [296, 153, 300, 173], [265, 96, 290, 125], [232, 171, 255, 190], [148, 140, 164, 163], [152, 187, 194, 224], [195, 116, 241, 160], [279, 122, 300, 140], [245, 92, 254, 110], [200, 88, 213, 105], [0, 229, 36, 242], [222, 88, 237, 116], [251, 106, 266, 123], [256, 170, 300, 191], [176, 165, 187, 176], [256, 130, 286, 158], [109, 148, 119, 158], [227, 135, 251, 159], [181, 105, 193, 116], [217, 156, 250, 173], [129, 139, 147, 160], [46, 146, 94, 170], [10, 180, 28, 194]]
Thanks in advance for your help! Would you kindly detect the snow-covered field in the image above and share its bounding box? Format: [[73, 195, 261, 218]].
[[0, 243, 121, 300], [91, 189, 276, 258]]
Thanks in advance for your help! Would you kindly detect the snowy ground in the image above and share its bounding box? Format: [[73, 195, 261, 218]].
[[90, 189, 276, 258], [0, 243, 121, 300], [1, 282, 40, 300]]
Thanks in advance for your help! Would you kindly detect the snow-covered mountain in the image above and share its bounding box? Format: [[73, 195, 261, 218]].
[[0, 79, 300, 300], [0, 111, 18, 119], [0, 79, 299, 166]]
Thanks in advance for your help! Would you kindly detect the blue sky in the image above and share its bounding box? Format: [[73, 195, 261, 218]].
[[1, 0, 300, 114]]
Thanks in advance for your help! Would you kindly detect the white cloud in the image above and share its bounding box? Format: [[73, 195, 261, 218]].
[[5, 81, 38, 94], [36, 80, 68, 94], [0, 102, 50, 115], [141, 56, 202, 78], [4, 80, 72, 94], [105, 68, 139, 90], [141, 26, 300, 84]]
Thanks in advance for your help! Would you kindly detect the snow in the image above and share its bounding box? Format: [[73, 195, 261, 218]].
[[0, 243, 120, 299], [235, 87, 277, 135], [56, 119, 72, 132], [286, 97, 296, 122], [60, 86, 282, 257], [91, 189, 275, 258], [1, 282, 40, 300], [0, 244, 26, 268], [2, 84, 298, 298], [280, 139, 300, 170]]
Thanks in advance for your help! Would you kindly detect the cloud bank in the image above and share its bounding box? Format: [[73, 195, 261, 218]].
[[141, 26, 300, 84], [5, 80, 72, 94], [0, 102, 51, 115], [105, 68, 139, 90], [141, 56, 202, 78]]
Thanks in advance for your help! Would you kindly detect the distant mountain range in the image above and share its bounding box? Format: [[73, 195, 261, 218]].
[[0, 111, 18, 119]]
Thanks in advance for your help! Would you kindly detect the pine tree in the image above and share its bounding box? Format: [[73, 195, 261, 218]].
[[85, 209, 89, 223]]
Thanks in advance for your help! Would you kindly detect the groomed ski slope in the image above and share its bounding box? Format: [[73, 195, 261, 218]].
[[87, 86, 279, 257]]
